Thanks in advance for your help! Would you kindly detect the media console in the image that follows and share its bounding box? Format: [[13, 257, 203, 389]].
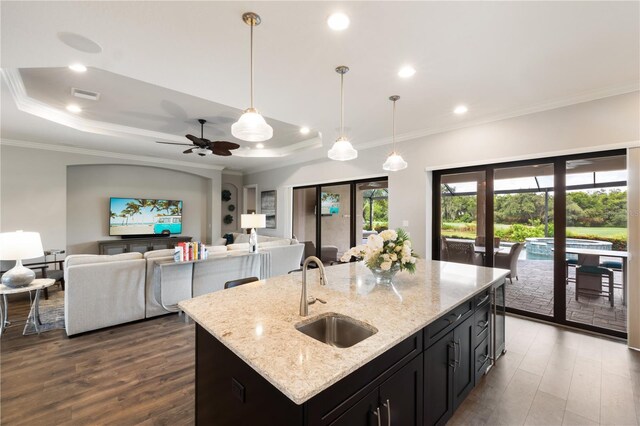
[[97, 236, 192, 255]]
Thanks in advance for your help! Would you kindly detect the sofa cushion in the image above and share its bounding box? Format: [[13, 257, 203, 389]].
[[213, 237, 228, 246], [208, 245, 228, 253], [65, 252, 143, 267], [235, 233, 251, 244], [143, 249, 176, 259], [258, 239, 291, 249], [227, 242, 250, 251]]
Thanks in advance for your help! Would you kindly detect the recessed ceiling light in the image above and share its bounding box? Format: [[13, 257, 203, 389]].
[[454, 105, 468, 115], [66, 104, 82, 113], [398, 66, 416, 78], [327, 13, 350, 31], [300, 127, 310, 135], [256, 143, 265, 149], [68, 63, 87, 73]]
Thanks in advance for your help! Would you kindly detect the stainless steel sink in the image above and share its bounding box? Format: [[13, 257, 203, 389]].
[[295, 313, 378, 348]]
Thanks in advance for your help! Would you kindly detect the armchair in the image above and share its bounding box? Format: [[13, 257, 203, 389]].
[[494, 243, 524, 284]]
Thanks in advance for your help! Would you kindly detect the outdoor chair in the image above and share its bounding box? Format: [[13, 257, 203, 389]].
[[599, 259, 624, 305], [444, 240, 483, 266], [494, 242, 524, 284], [440, 236, 450, 261], [575, 265, 614, 307], [565, 257, 578, 284]]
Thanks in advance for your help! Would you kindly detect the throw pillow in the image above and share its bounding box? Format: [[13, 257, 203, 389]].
[[223, 233, 234, 245]]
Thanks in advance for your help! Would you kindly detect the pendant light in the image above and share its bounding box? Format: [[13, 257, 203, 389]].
[[231, 12, 273, 142], [382, 95, 408, 171], [328, 66, 358, 161]]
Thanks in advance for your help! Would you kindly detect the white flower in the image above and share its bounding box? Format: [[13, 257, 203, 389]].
[[395, 245, 402, 252], [379, 230, 397, 242], [380, 261, 392, 271], [410, 257, 416, 264], [390, 253, 398, 261], [367, 234, 384, 251]]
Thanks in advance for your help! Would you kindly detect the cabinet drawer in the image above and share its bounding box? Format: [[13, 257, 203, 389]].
[[424, 300, 473, 349], [474, 290, 491, 309], [474, 336, 491, 383], [474, 302, 490, 346]]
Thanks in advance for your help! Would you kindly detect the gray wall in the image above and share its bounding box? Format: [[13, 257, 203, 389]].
[[221, 173, 244, 234], [66, 164, 210, 254], [244, 92, 640, 258], [0, 144, 223, 255]]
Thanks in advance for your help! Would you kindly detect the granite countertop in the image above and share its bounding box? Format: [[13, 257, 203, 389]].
[[179, 260, 509, 405]]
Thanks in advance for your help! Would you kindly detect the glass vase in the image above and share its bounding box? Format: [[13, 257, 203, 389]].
[[369, 263, 400, 286]]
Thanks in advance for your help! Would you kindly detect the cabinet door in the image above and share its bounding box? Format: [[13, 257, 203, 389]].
[[128, 242, 149, 254], [379, 353, 423, 426], [424, 331, 454, 426], [330, 388, 380, 426], [452, 315, 474, 410], [102, 245, 126, 255]]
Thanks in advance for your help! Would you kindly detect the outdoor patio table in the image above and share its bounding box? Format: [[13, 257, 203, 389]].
[[565, 248, 628, 306]]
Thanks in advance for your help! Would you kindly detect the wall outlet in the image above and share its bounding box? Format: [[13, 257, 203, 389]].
[[402, 220, 409, 227]]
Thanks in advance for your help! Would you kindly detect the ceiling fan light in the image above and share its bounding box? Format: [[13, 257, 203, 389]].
[[328, 137, 358, 161], [232, 109, 273, 142], [383, 152, 408, 171], [193, 147, 211, 156]]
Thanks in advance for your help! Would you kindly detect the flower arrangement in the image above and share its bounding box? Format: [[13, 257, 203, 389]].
[[341, 228, 418, 275]]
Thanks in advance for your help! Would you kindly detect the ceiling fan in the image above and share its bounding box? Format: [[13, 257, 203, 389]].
[[156, 119, 240, 156]]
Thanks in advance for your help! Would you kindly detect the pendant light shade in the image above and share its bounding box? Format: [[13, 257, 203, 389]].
[[232, 12, 273, 143], [382, 95, 408, 171], [231, 108, 273, 142], [328, 66, 358, 161]]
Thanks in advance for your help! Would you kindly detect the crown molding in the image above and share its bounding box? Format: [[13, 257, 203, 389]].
[[221, 170, 244, 176], [1, 67, 323, 158], [0, 138, 227, 171]]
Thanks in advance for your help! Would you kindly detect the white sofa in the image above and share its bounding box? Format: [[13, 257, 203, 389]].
[[64, 239, 304, 334], [64, 253, 146, 336]]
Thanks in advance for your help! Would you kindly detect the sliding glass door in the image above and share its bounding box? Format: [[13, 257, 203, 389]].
[[292, 177, 388, 265], [433, 150, 627, 338]]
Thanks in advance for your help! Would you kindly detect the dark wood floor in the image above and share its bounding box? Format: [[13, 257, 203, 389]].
[[0, 287, 195, 425]]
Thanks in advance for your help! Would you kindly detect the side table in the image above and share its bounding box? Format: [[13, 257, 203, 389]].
[[0, 278, 56, 336]]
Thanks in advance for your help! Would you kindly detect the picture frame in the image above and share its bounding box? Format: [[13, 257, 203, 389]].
[[261, 190, 277, 229]]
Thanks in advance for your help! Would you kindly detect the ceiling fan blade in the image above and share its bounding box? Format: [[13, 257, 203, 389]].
[[212, 148, 233, 156], [183, 148, 194, 154], [156, 141, 194, 146], [185, 134, 206, 147], [211, 141, 240, 150]]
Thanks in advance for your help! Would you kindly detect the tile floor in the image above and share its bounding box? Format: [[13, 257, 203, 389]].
[[449, 315, 640, 425]]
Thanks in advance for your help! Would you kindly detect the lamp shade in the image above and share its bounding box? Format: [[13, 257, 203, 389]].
[[0, 231, 44, 260], [231, 110, 273, 142], [328, 137, 358, 161], [382, 152, 408, 171], [241, 213, 266, 229]]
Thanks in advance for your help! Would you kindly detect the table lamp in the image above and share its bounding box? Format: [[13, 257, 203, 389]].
[[0, 230, 44, 288], [241, 213, 266, 253]]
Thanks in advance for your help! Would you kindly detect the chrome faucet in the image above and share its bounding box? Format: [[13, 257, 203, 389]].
[[300, 256, 327, 316]]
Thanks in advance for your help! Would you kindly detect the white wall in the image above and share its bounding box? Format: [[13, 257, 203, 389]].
[[0, 144, 222, 254], [243, 92, 640, 258], [66, 164, 210, 254], [628, 147, 640, 350]]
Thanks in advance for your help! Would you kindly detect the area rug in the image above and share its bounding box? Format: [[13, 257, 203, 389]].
[[23, 290, 65, 335]]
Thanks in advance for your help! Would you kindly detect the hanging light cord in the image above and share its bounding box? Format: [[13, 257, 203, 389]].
[[392, 99, 396, 152], [340, 72, 345, 137], [250, 23, 254, 109]]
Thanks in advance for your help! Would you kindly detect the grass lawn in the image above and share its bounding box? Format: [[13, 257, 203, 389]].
[[442, 222, 627, 240], [567, 227, 627, 239]]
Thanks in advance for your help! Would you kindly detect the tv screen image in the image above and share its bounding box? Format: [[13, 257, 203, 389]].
[[109, 198, 183, 236], [321, 192, 340, 216]]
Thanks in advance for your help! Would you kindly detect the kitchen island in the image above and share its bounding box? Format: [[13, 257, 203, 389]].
[[179, 260, 508, 425]]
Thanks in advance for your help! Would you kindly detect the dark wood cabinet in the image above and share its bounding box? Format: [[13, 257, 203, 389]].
[[424, 330, 454, 426], [378, 353, 423, 426], [97, 236, 191, 255], [329, 388, 378, 426], [452, 315, 474, 410]]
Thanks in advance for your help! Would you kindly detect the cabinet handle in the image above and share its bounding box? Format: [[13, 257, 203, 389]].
[[448, 342, 456, 368], [446, 313, 462, 324], [478, 294, 490, 306], [383, 399, 391, 426], [478, 354, 490, 364], [373, 407, 382, 426], [478, 320, 489, 329]]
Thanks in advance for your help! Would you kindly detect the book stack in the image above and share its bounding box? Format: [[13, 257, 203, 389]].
[[174, 241, 208, 262]]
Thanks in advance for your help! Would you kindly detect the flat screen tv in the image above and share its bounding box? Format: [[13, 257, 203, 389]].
[[109, 198, 183, 236]]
